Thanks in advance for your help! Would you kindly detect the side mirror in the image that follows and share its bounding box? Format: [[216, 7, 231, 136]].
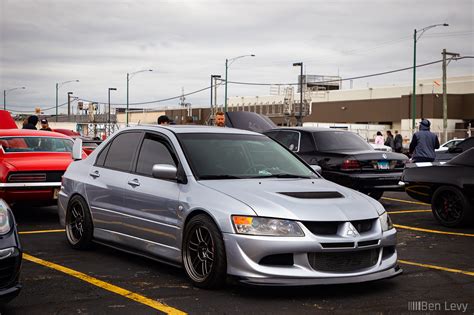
[[72, 138, 83, 160], [311, 164, 322, 173], [448, 146, 463, 153], [152, 164, 177, 180]]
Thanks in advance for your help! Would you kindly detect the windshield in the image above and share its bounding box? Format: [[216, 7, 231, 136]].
[[177, 133, 317, 180], [313, 131, 372, 152], [0, 136, 73, 153]]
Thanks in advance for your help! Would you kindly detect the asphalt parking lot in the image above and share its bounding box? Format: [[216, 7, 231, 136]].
[[3, 192, 474, 314]]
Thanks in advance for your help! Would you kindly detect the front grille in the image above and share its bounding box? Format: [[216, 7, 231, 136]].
[[0, 255, 20, 288], [302, 219, 376, 236], [7, 171, 64, 183], [352, 219, 375, 233], [321, 242, 354, 249], [308, 249, 379, 272], [303, 222, 339, 235]]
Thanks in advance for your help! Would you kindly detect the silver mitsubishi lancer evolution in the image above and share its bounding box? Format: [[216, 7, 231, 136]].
[[58, 125, 401, 288]]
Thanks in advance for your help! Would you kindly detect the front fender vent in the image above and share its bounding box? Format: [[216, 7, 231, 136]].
[[278, 191, 343, 199]]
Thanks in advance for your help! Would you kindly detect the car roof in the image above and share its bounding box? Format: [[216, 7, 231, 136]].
[[125, 125, 263, 136], [0, 129, 71, 138]]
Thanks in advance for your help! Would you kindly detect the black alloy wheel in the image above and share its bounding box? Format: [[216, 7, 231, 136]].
[[182, 214, 226, 289], [65, 195, 94, 249], [432, 186, 473, 227]]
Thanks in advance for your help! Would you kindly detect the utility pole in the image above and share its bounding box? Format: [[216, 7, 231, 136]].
[[67, 92, 73, 120], [210, 75, 221, 124], [442, 49, 460, 143], [293, 62, 304, 126]]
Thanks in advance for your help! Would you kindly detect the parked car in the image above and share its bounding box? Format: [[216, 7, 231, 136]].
[[53, 129, 101, 155], [435, 137, 474, 162], [402, 148, 474, 227], [435, 138, 465, 153], [0, 199, 22, 305], [263, 128, 408, 200], [59, 125, 401, 288], [370, 143, 392, 152], [0, 129, 80, 206]]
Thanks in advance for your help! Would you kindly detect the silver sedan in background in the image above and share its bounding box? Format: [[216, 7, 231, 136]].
[[58, 125, 401, 288]]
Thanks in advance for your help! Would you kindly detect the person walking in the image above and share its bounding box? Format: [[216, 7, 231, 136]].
[[384, 130, 395, 150], [409, 119, 440, 162], [374, 131, 384, 145], [22, 115, 39, 130], [394, 130, 403, 153]]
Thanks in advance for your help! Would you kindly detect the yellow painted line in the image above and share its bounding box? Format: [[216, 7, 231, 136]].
[[382, 197, 430, 206], [394, 224, 474, 237], [388, 210, 431, 214], [19, 229, 65, 235], [23, 253, 187, 315], [399, 259, 474, 277]]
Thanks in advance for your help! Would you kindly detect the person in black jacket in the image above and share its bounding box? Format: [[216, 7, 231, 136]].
[[22, 115, 39, 130], [394, 130, 403, 153], [409, 119, 440, 162]]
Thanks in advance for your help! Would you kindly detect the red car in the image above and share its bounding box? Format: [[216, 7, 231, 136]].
[[53, 129, 101, 155], [0, 129, 78, 206]]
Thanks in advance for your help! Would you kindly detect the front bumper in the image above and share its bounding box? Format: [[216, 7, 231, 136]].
[[0, 247, 22, 304], [325, 171, 404, 191], [223, 224, 400, 286], [0, 182, 61, 204]]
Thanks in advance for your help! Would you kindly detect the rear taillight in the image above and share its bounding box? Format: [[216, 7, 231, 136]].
[[341, 159, 361, 170]]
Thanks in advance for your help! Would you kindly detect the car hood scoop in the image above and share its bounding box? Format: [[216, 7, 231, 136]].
[[278, 191, 343, 199]]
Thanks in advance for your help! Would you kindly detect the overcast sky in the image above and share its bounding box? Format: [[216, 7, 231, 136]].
[[1, 0, 473, 114]]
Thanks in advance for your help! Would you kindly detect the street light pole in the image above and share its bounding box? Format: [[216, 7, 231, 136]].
[[441, 49, 460, 143], [56, 80, 79, 122], [108, 88, 117, 133], [126, 69, 153, 126], [224, 54, 255, 112], [411, 23, 449, 131], [293, 62, 304, 126], [3, 86, 26, 110]]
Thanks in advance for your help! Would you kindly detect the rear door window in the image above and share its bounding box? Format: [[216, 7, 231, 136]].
[[103, 132, 143, 172]]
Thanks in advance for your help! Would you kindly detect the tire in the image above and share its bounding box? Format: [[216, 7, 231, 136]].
[[431, 186, 473, 227], [182, 214, 227, 289], [65, 195, 94, 249], [366, 190, 384, 200]]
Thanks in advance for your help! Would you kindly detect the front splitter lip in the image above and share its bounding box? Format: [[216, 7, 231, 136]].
[[238, 265, 402, 286]]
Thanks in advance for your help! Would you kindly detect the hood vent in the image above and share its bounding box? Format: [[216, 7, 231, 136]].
[[278, 191, 343, 199]]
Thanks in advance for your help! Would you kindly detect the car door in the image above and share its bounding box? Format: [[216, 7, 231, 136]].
[[122, 132, 181, 255], [86, 131, 143, 234]]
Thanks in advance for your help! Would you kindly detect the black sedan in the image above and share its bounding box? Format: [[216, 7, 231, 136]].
[[435, 136, 474, 162], [402, 148, 474, 227], [0, 199, 22, 305], [264, 128, 408, 200]]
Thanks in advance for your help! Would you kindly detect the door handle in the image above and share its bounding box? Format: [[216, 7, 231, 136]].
[[89, 170, 100, 178], [128, 179, 140, 187]]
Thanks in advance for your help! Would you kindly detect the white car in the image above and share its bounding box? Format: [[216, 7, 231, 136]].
[[435, 138, 465, 152]]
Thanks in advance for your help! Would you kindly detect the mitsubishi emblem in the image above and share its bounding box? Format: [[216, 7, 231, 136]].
[[346, 223, 359, 237], [382, 153, 387, 159]]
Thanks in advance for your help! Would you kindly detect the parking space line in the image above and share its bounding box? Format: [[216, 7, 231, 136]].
[[399, 259, 474, 277], [19, 229, 65, 235], [23, 253, 187, 315], [388, 210, 431, 214], [394, 224, 474, 237], [382, 197, 429, 206]]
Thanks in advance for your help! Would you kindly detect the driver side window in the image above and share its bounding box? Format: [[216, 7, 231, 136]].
[[135, 134, 176, 177]]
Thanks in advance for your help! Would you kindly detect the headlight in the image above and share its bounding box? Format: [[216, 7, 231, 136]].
[[379, 212, 393, 231], [232, 216, 304, 237], [0, 199, 12, 235]]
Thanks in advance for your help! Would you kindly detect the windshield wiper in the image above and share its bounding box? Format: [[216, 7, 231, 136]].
[[254, 173, 312, 179], [199, 175, 244, 180]]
